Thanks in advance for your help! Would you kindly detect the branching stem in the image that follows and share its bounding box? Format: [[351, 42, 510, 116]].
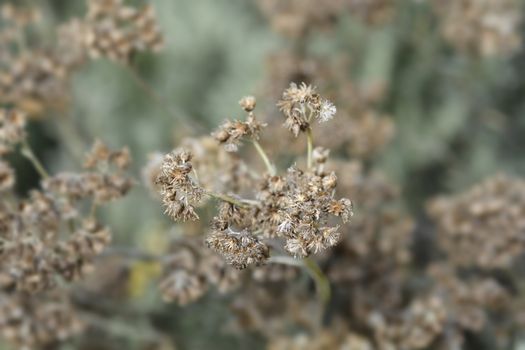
[[20, 139, 50, 179], [306, 127, 314, 169], [207, 191, 253, 209], [269, 255, 331, 307], [252, 139, 276, 176]]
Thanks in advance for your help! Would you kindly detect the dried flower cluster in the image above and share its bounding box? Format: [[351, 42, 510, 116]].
[[428, 174, 525, 269], [0, 5, 72, 115], [84, 0, 164, 64], [278, 82, 336, 136], [159, 238, 241, 304], [262, 53, 394, 160], [156, 85, 352, 272], [0, 0, 164, 117], [431, 0, 523, 56], [0, 107, 133, 348]]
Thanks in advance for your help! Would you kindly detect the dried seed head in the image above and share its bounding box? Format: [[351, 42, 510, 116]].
[[156, 149, 204, 221], [278, 82, 336, 137], [239, 95, 257, 112], [212, 114, 267, 152], [206, 229, 269, 269]]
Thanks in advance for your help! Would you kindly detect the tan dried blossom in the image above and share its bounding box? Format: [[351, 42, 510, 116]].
[[257, 165, 352, 257], [432, 0, 523, 57], [239, 95, 257, 112], [278, 82, 336, 137], [84, 0, 164, 64], [263, 54, 393, 160], [181, 136, 256, 193], [206, 229, 270, 269], [156, 149, 204, 221], [158, 86, 351, 270], [428, 174, 525, 269], [212, 113, 266, 152]]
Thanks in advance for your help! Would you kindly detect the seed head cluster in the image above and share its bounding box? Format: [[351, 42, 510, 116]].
[[277, 82, 336, 136], [0, 1, 164, 117], [157, 85, 352, 270], [156, 149, 204, 221]]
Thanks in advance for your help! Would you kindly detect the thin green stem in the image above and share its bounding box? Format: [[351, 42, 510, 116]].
[[269, 255, 331, 307], [207, 191, 252, 209], [303, 256, 331, 307], [306, 127, 314, 169], [252, 139, 276, 176], [20, 139, 50, 179]]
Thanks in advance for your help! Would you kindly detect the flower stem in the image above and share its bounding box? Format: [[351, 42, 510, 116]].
[[303, 257, 331, 306], [207, 191, 253, 209], [268, 255, 303, 267], [269, 255, 331, 307], [252, 140, 276, 176], [306, 127, 313, 169], [20, 139, 50, 179]]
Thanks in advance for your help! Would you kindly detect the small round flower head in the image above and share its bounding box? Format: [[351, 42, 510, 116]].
[[156, 149, 204, 221], [277, 82, 337, 136], [318, 99, 336, 122], [239, 95, 256, 112], [206, 229, 270, 269], [212, 114, 266, 152]]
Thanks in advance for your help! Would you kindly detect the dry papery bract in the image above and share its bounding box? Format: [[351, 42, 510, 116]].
[[156, 83, 353, 272], [431, 0, 523, 57], [0, 0, 164, 117], [428, 174, 525, 269], [257, 0, 394, 38]]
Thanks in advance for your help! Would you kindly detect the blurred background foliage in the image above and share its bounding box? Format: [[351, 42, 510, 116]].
[[3, 0, 525, 348]]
